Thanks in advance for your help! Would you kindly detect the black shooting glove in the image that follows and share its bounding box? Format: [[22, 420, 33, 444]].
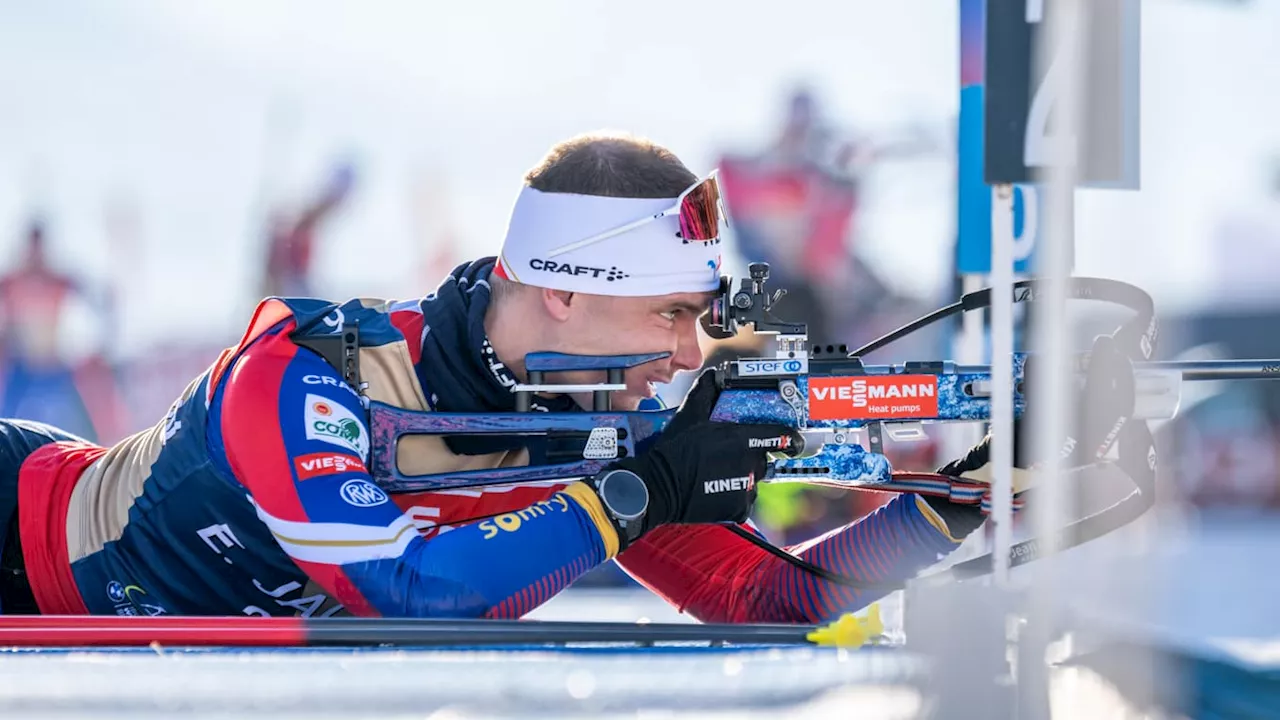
[[606, 368, 800, 539], [931, 333, 1139, 535]]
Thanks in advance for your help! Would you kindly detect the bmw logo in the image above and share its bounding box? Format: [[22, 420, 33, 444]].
[[106, 581, 126, 603]]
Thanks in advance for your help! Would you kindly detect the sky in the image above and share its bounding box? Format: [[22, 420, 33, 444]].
[[0, 0, 1277, 357]]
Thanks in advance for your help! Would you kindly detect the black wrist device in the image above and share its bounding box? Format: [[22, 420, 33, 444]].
[[589, 468, 649, 546]]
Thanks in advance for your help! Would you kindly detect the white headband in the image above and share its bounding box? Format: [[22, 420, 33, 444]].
[[493, 186, 723, 297]]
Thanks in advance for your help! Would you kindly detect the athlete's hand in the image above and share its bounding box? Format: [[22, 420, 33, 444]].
[[939, 334, 1138, 490], [611, 369, 799, 535]]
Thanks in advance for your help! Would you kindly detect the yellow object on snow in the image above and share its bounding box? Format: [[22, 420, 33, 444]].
[[806, 603, 885, 648]]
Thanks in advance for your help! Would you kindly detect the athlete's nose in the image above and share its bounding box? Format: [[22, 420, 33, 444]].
[[670, 316, 704, 372]]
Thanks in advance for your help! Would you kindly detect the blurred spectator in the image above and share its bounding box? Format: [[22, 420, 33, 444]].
[[407, 169, 462, 292], [0, 217, 128, 442], [0, 218, 81, 366], [716, 86, 855, 348], [1161, 311, 1280, 512], [706, 86, 948, 543], [1156, 156, 1280, 512], [715, 86, 942, 353], [261, 163, 356, 298]]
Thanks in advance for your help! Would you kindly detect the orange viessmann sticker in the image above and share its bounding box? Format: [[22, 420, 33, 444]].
[[808, 375, 940, 421]]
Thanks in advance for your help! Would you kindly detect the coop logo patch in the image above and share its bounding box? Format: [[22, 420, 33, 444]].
[[304, 394, 368, 458], [295, 452, 368, 480], [808, 375, 939, 421]]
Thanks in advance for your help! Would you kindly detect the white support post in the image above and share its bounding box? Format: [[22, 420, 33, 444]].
[[1029, 0, 1084, 609], [989, 185, 1017, 586], [1020, 2, 1085, 718]]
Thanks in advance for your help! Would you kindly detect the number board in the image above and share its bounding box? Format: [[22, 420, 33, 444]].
[[957, 0, 1055, 274], [983, 0, 1140, 189]]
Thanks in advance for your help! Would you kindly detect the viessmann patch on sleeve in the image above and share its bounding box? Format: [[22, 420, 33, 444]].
[[294, 452, 369, 480], [807, 375, 939, 421]]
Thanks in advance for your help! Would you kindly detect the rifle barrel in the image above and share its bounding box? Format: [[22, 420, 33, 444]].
[[1137, 360, 1280, 381], [948, 360, 1280, 382]]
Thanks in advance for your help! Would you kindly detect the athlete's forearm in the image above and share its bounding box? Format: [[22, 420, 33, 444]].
[[267, 481, 621, 619], [741, 494, 966, 623], [350, 483, 620, 619], [618, 494, 968, 625]]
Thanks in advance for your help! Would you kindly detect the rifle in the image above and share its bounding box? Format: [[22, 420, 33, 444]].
[[366, 263, 1280, 589]]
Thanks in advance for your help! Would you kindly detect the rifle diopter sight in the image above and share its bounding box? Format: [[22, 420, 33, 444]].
[[703, 262, 810, 359]]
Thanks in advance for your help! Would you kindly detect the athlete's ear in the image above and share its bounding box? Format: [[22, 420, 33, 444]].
[[541, 288, 575, 322]]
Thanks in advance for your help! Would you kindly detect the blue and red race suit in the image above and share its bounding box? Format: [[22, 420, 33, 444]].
[[12, 259, 969, 621]]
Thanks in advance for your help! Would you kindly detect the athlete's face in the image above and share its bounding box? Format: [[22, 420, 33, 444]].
[[552, 290, 714, 411]]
